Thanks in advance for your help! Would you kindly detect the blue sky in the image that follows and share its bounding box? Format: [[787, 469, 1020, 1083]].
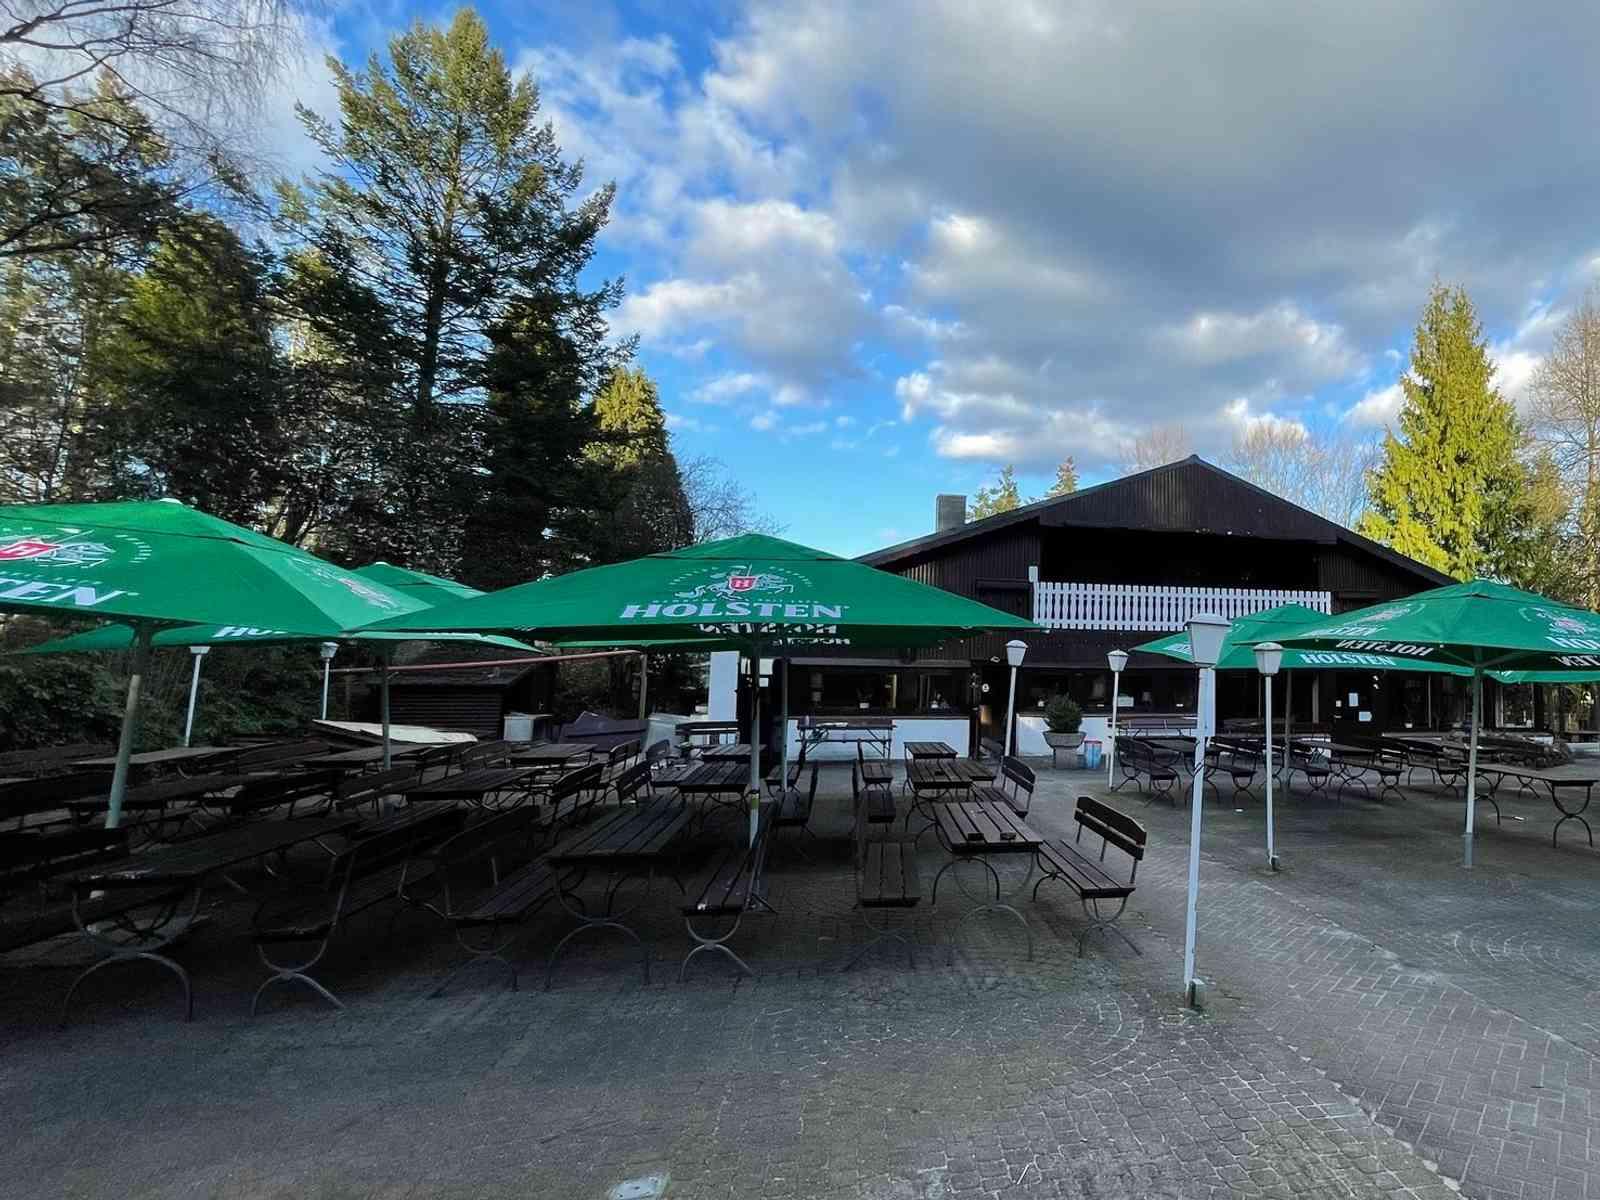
[[266, 0, 1600, 558]]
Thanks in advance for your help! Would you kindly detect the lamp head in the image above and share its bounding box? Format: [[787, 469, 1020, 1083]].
[[1253, 641, 1283, 677], [319, 641, 339, 662], [1184, 612, 1230, 668], [1106, 649, 1129, 674], [189, 644, 210, 657], [1004, 639, 1028, 668]]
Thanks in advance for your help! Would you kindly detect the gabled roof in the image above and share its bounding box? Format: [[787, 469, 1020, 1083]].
[[859, 455, 1453, 587]]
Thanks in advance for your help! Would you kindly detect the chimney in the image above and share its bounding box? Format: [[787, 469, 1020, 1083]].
[[936, 494, 967, 532]]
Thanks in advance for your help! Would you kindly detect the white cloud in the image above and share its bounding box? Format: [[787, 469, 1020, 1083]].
[[1345, 382, 1405, 428], [666, 412, 718, 434], [692, 372, 769, 405]]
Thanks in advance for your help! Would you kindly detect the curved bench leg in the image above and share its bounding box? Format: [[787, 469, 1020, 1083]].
[[680, 914, 751, 981], [62, 951, 194, 1027], [252, 941, 340, 1015], [1076, 895, 1138, 958], [545, 920, 649, 990], [846, 905, 916, 971]]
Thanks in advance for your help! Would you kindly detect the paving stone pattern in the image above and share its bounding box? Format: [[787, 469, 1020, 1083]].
[[5, 759, 1596, 1198]]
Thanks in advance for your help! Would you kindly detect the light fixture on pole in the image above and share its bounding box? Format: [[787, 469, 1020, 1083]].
[[1004, 639, 1028, 758], [182, 645, 210, 747], [1181, 611, 1229, 1008], [318, 641, 339, 721], [1106, 648, 1129, 787], [1253, 642, 1283, 872]]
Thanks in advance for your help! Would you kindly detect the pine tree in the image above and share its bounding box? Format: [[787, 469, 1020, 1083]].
[[1357, 283, 1524, 579], [1046, 457, 1078, 497], [970, 464, 1021, 520], [583, 367, 692, 563]]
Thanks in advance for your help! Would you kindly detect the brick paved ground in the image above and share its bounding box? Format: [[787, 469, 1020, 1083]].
[[3, 758, 1597, 1198]]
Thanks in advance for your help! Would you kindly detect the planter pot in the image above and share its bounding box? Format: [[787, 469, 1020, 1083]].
[[1043, 730, 1084, 768]]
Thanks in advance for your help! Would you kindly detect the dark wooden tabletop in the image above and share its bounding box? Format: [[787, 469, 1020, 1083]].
[[65, 816, 359, 888], [402, 767, 536, 800], [859, 760, 893, 784], [674, 760, 752, 795], [507, 742, 594, 764], [546, 799, 690, 866], [907, 759, 975, 793], [905, 741, 957, 759], [935, 799, 1042, 855], [63, 772, 263, 813], [951, 760, 997, 783], [77, 745, 233, 770], [300, 744, 425, 768], [699, 743, 755, 761]]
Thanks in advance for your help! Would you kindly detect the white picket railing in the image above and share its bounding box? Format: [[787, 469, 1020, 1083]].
[[1032, 582, 1332, 632]]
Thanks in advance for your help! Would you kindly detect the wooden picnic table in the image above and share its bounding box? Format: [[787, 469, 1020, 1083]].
[[930, 798, 1043, 962], [906, 758, 977, 795], [858, 759, 893, 786], [401, 766, 537, 808], [544, 798, 692, 986], [699, 742, 755, 762], [61, 814, 360, 1022], [76, 745, 236, 776], [507, 742, 594, 767], [905, 741, 957, 760], [62, 771, 264, 836], [1473, 761, 1600, 847], [674, 760, 751, 796], [298, 744, 425, 770]]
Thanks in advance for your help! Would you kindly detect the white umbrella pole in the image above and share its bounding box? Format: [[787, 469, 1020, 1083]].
[[780, 657, 789, 799], [182, 646, 208, 747], [1464, 667, 1482, 867], [637, 651, 649, 721], [1182, 665, 1212, 1005], [1265, 672, 1276, 871], [1107, 667, 1121, 786], [105, 624, 154, 831], [380, 645, 393, 771], [321, 660, 333, 720]]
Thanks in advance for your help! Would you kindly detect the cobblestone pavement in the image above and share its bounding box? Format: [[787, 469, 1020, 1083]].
[[5, 759, 1598, 1199]]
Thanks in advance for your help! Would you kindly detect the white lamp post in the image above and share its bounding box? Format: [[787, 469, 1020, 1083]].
[[1106, 649, 1129, 787], [1253, 642, 1283, 872], [1181, 611, 1229, 1007], [318, 641, 339, 720], [1004, 639, 1027, 758], [182, 645, 209, 747]]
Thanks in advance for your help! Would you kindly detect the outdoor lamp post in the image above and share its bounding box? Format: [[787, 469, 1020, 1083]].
[[1004, 639, 1028, 757], [182, 645, 209, 747], [1106, 649, 1129, 786], [1182, 611, 1229, 1007], [1254, 642, 1283, 872], [319, 641, 339, 721]]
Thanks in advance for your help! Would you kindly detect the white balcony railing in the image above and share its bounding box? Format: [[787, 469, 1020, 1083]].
[[1032, 582, 1332, 632]]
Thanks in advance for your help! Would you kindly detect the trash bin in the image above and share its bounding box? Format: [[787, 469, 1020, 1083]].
[[1083, 739, 1103, 771]]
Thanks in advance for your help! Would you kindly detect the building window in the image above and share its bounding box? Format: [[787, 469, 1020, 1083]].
[[799, 666, 970, 716]]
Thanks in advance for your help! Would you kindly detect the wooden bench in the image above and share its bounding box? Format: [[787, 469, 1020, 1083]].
[[1034, 796, 1145, 957], [332, 766, 422, 816], [0, 742, 112, 778], [972, 756, 1035, 816], [1212, 740, 1262, 801], [851, 763, 896, 829], [533, 762, 604, 840], [0, 770, 113, 831], [847, 788, 921, 969], [210, 770, 340, 823], [421, 808, 561, 995], [1114, 737, 1180, 803], [250, 807, 460, 1014], [768, 763, 819, 858], [680, 804, 775, 980]]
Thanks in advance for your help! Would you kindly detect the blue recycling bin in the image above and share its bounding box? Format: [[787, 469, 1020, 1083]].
[[1083, 739, 1103, 771]]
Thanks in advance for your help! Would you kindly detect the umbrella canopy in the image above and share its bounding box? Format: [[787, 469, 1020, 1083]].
[[362, 533, 1039, 648], [15, 624, 533, 655], [1274, 579, 1600, 865], [1129, 604, 1458, 672], [0, 500, 435, 828], [352, 562, 481, 607]]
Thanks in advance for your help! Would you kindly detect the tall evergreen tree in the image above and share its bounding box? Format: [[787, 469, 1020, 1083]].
[[970, 465, 1021, 520], [1045, 457, 1078, 497], [1358, 283, 1523, 579], [585, 367, 692, 562]]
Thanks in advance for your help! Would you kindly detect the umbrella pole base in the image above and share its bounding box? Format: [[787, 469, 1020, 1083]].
[[1462, 832, 1474, 869]]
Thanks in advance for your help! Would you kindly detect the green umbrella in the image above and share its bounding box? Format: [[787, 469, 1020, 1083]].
[[352, 562, 482, 606], [365, 533, 1039, 840], [0, 500, 432, 827], [1274, 578, 1600, 864]]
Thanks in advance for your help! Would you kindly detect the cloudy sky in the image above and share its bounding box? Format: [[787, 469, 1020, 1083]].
[[267, 0, 1600, 556]]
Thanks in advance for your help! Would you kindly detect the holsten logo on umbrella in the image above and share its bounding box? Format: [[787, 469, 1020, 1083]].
[[0, 529, 150, 608], [619, 565, 849, 622], [1523, 606, 1600, 651]]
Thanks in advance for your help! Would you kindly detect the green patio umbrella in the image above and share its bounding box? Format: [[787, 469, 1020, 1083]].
[[352, 562, 482, 606], [1274, 579, 1600, 864], [364, 533, 1040, 841], [0, 500, 433, 827]]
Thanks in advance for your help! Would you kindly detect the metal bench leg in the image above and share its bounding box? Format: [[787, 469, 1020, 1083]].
[[1076, 896, 1140, 958], [61, 886, 201, 1026], [63, 951, 194, 1026], [679, 914, 752, 981], [251, 942, 342, 1015], [1549, 784, 1594, 848], [434, 923, 521, 996], [846, 906, 916, 971]]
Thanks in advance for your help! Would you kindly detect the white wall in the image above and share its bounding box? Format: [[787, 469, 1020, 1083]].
[[708, 652, 739, 720], [782, 717, 970, 761]]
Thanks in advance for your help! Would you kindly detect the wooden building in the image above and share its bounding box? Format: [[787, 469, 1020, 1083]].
[[783, 456, 1502, 754]]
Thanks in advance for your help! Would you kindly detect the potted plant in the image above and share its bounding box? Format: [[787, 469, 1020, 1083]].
[[1042, 695, 1085, 766]]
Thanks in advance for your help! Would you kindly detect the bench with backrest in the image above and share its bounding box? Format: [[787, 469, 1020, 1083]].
[[1114, 737, 1179, 802], [680, 803, 775, 980], [851, 762, 896, 829], [1211, 738, 1263, 801], [535, 761, 604, 838], [453, 740, 510, 772], [418, 807, 560, 994], [847, 783, 921, 969], [0, 826, 129, 943], [769, 763, 819, 858], [600, 739, 643, 799], [249, 805, 461, 1014], [1282, 743, 1332, 793], [1392, 739, 1466, 792], [207, 769, 340, 823], [0, 770, 113, 831], [608, 760, 652, 807], [1034, 796, 1146, 956], [333, 766, 423, 817], [972, 756, 1035, 816]]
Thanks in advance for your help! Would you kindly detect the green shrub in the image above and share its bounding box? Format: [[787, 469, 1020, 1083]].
[[1043, 694, 1083, 734]]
